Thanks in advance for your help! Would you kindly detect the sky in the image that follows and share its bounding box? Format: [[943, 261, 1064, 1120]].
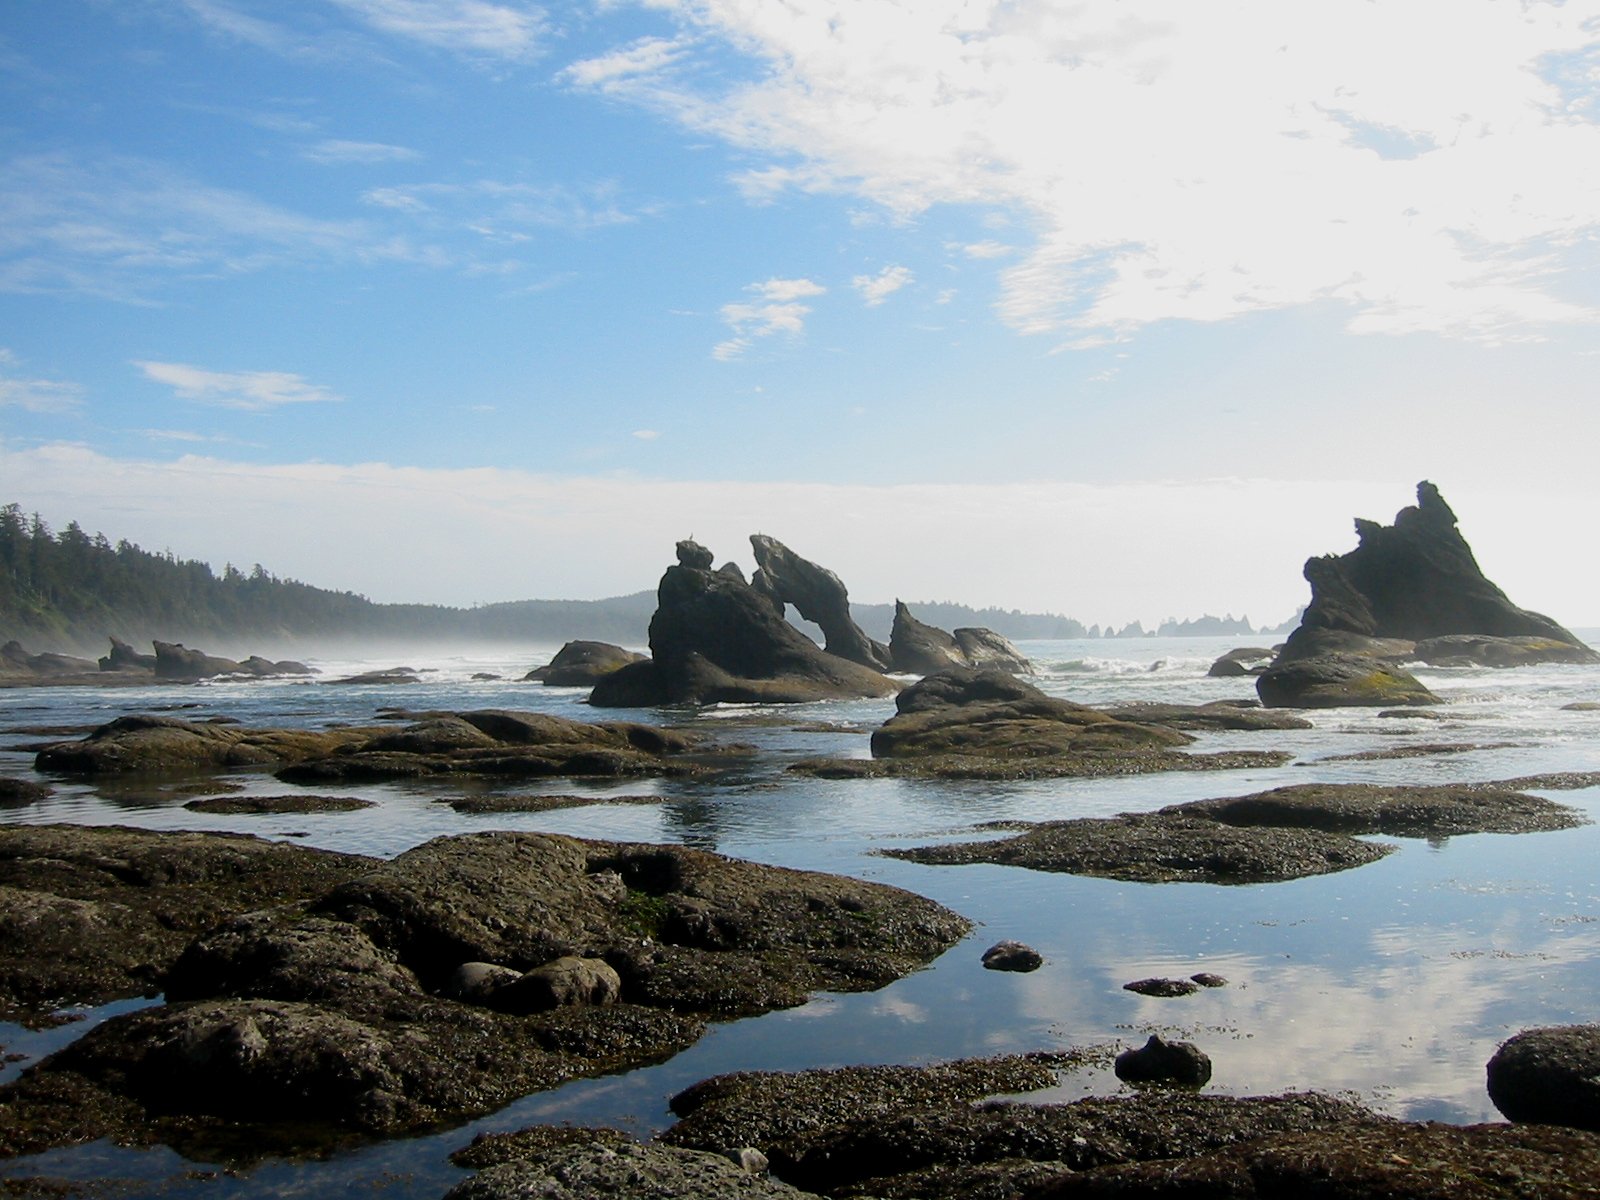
[[3, 0, 1599, 629]]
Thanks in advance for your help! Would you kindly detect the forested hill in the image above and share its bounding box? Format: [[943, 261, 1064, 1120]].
[[0, 504, 654, 652], [1, 503, 1268, 654]]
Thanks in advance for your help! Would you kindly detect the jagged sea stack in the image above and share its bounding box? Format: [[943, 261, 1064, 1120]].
[[589, 539, 898, 706], [1258, 482, 1596, 707]]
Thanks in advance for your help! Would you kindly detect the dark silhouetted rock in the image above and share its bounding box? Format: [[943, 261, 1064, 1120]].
[[1115, 1035, 1211, 1085], [525, 641, 647, 686], [323, 667, 421, 685], [1270, 482, 1596, 674], [1415, 634, 1600, 668], [590, 541, 897, 707], [1124, 977, 1200, 998], [0, 776, 51, 808], [1207, 646, 1275, 677], [749, 534, 891, 670], [1488, 1025, 1600, 1131], [981, 940, 1043, 972], [99, 637, 157, 672]]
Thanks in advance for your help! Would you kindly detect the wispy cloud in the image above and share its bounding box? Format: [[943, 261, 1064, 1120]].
[[134, 361, 343, 410], [328, 0, 546, 60], [631, 428, 661, 440], [303, 139, 423, 165], [713, 277, 826, 360], [361, 178, 641, 237], [558, 35, 691, 90], [0, 152, 400, 300], [853, 264, 912, 306], [578, 0, 1600, 343], [0, 349, 83, 413]]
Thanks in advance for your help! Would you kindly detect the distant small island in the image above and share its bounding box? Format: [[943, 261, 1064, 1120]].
[[0, 502, 1284, 654]]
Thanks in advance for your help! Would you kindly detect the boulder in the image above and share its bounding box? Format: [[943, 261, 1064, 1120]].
[[1206, 646, 1275, 677], [153, 641, 247, 679], [0, 776, 51, 807], [749, 534, 891, 670], [525, 641, 647, 686], [1115, 1035, 1212, 1085], [1270, 481, 1596, 669], [492, 957, 623, 1014], [981, 940, 1043, 972], [1487, 1025, 1600, 1131], [888, 601, 1031, 674], [1257, 653, 1438, 709], [34, 714, 377, 775], [589, 540, 898, 707], [1415, 634, 1600, 668]]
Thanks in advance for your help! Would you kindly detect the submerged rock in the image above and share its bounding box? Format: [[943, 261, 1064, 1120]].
[[525, 641, 648, 686], [884, 780, 1582, 884], [981, 940, 1043, 972], [1, 829, 969, 1155], [589, 539, 898, 707]]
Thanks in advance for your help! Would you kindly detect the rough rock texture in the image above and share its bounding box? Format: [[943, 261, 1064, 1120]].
[[35, 710, 728, 783], [1182, 782, 1587, 837], [1, 830, 969, 1155], [1036, 1120, 1600, 1199], [886, 810, 1392, 883], [275, 709, 728, 784], [1271, 481, 1596, 671], [0, 776, 51, 807], [1487, 1025, 1600, 1131], [0, 824, 373, 1024], [886, 780, 1582, 884], [589, 540, 898, 707], [749, 534, 891, 671], [666, 1072, 1381, 1199], [1098, 701, 1312, 732], [34, 714, 380, 775], [182, 794, 377, 815], [889, 603, 1032, 675], [1256, 653, 1439, 709], [525, 641, 648, 686], [446, 1141, 814, 1200], [1414, 634, 1600, 668], [789, 669, 1291, 781]]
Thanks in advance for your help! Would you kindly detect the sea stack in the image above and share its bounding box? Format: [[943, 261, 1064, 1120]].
[[1258, 481, 1596, 707]]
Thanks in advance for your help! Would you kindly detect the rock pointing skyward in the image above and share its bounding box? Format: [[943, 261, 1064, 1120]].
[[1259, 481, 1596, 707]]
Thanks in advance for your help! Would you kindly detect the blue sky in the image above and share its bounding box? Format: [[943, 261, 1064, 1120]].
[[3, 0, 1599, 627]]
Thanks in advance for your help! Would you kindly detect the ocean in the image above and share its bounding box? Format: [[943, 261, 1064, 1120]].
[[3, 634, 1599, 1198]]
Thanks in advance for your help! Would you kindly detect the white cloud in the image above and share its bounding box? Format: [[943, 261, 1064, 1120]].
[[853, 264, 912, 306], [558, 35, 691, 89], [133, 361, 342, 410], [303, 139, 423, 165], [4, 443, 1594, 624], [959, 240, 1013, 260], [582, 0, 1600, 342], [631, 428, 661, 440], [328, 0, 546, 59], [714, 277, 826, 358], [0, 350, 83, 413]]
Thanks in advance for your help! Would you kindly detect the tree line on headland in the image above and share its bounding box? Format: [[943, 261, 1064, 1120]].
[[0, 503, 1269, 653]]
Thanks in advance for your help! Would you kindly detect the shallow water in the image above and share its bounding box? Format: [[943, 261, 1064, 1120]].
[[2, 635, 1599, 1197]]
